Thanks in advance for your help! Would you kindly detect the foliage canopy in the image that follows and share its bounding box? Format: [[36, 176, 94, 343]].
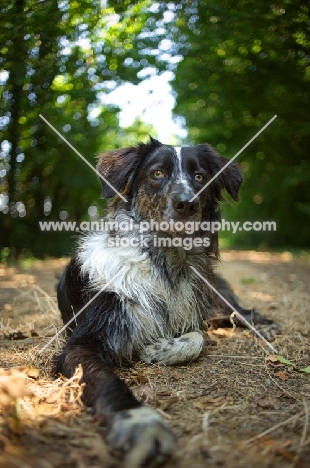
[[1, 0, 309, 257], [0, 0, 157, 256], [169, 0, 310, 247]]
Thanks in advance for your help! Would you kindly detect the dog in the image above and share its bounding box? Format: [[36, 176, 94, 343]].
[[55, 138, 275, 466]]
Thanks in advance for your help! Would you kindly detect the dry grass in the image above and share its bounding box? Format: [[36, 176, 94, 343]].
[[0, 252, 310, 467]]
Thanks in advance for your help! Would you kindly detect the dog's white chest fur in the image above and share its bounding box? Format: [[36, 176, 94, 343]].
[[78, 231, 202, 349]]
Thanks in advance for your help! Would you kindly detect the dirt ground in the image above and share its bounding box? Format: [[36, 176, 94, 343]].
[[0, 250, 310, 468]]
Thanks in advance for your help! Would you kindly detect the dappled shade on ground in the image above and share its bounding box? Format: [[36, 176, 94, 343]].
[[0, 252, 310, 467]]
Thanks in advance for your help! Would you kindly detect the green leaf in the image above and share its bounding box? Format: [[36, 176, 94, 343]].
[[276, 355, 297, 368], [276, 355, 310, 374]]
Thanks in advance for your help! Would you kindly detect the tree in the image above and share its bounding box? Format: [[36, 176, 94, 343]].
[[0, 0, 158, 257], [168, 0, 310, 247]]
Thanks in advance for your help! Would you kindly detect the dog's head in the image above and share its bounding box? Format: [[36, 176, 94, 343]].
[[97, 137, 243, 230]]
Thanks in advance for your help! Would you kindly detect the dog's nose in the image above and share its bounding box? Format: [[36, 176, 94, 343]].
[[173, 193, 199, 217]]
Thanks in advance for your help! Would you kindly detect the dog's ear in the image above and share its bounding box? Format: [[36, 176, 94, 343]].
[[198, 144, 243, 201], [96, 147, 140, 198], [218, 156, 243, 201], [96, 137, 162, 199]]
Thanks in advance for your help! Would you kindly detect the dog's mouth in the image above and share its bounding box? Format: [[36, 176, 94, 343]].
[[156, 216, 202, 238]]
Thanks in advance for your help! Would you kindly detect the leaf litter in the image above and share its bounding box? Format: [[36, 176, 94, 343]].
[[0, 253, 310, 467]]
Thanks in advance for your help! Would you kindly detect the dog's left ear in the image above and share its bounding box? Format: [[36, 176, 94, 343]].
[[96, 147, 140, 198], [218, 156, 243, 201], [198, 144, 243, 201]]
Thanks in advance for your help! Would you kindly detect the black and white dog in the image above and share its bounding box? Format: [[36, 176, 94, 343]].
[[55, 138, 273, 465]]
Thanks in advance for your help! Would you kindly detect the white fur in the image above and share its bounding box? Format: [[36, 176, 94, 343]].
[[174, 146, 191, 192], [107, 407, 176, 465], [78, 226, 203, 350], [175, 146, 183, 174], [139, 331, 204, 365]]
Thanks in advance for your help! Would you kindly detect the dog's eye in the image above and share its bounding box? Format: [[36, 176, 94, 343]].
[[195, 173, 204, 182], [152, 170, 165, 179]]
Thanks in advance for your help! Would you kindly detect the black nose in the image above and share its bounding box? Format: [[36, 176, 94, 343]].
[[173, 193, 199, 217]]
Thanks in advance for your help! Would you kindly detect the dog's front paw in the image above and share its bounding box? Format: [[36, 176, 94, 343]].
[[139, 331, 204, 365], [107, 407, 176, 467], [255, 323, 281, 341]]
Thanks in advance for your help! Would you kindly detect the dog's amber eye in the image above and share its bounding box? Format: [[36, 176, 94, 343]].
[[195, 173, 204, 182], [152, 170, 165, 179]]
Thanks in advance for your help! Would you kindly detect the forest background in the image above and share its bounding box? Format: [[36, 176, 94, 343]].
[[1, 0, 309, 258]]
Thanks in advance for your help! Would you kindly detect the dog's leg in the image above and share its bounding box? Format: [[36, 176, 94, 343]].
[[138, 330, 204, 365], [210, 274, 280, 338], [54, 335, 176, 466]]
